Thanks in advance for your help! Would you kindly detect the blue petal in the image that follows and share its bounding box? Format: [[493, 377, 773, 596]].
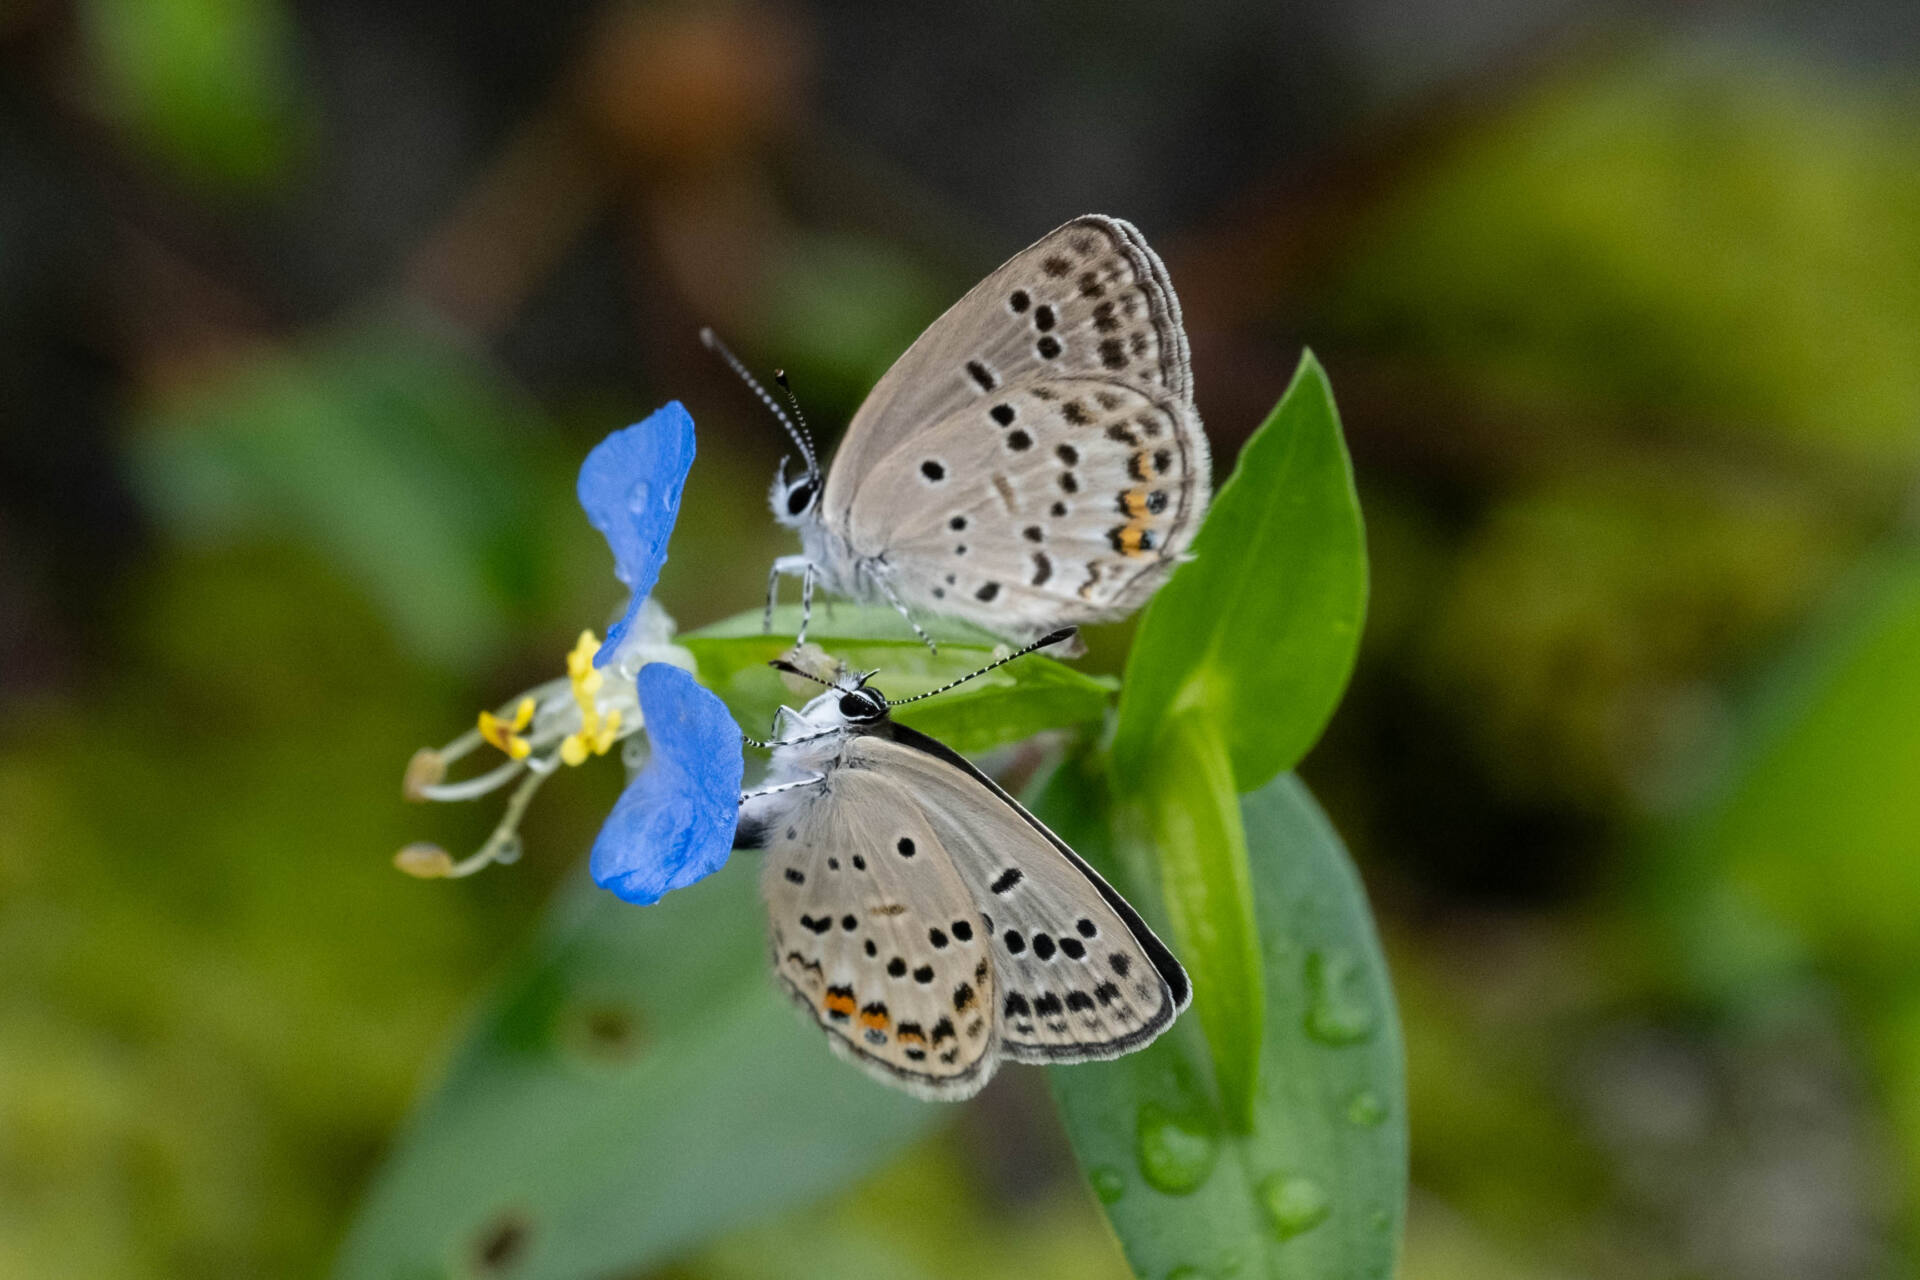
[[589, 663, 742, 905], [577, 402, 696, 666]]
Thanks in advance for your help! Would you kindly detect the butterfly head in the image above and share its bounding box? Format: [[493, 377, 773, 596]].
[[770, 453, 822, 528], [790, 672, 888, 730], [833, 681, 889, 724]]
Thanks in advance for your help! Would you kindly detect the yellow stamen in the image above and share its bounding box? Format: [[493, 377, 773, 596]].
[[555, 631, 624, 767], [394, 843, 454, 878], [567, 630, 600, 683], [403, 749, 446, 802], [479, 697, 535, 760]]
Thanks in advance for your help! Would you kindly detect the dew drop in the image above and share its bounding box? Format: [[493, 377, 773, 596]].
[[1089, 1165, 1126, 1204], [626, 479, 654, 515], [1346, 1089, 1387, 1127], [1258, 1173, 1331, 1240], [621, 736, 648, 770], [1303, 949, 1376, 1045], [1134, 1102, 1218, 1195], [493, 834, 523, 865]]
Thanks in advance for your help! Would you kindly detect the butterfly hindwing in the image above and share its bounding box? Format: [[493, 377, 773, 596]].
[[759, 768, 999, 1099], [846, 373, 1210, 636], [823, 215, 1194, 528], [846, 728, 1190, 1063]]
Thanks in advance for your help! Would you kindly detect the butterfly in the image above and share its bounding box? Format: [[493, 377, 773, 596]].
[[735, 630, 1191, 1099], [706, 214, 1211, 649]]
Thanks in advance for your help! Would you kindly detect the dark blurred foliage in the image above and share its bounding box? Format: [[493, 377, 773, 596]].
[[4, 0, 1920, 1276]]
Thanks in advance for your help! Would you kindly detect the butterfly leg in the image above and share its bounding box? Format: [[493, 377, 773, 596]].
[[873, 574, 937, 653], [764, 555, 813, 635], [744, 725, 846, 751], [739, 772, 826, 803], [797, 561, 817, 645]]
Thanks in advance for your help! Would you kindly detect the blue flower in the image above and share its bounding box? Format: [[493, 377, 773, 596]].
[[589, 662, 743, 904], [578, 401, 696, 667], [399, 404, 743, 899]]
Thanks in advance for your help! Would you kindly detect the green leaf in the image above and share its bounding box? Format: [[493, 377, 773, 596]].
[[80, 0, 307, 190], [1661, 542, 1920, 992], [332, 860, 940, 1280], [683, 605, 1115, 756], [1040, 762, 1405, 1280], [1112, 351, 1367, 792], [1141, 712, 1263, 1131], [130, 318, 554, 672]]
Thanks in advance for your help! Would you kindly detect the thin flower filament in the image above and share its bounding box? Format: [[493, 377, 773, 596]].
[[398, 624, 670, 880]]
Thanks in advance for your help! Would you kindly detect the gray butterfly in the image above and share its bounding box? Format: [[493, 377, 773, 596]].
[[707, 214, 1211, 649], [736, 631, 1191, 1099]]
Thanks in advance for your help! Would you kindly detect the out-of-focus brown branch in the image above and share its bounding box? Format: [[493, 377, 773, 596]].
[[402, 3, 809, 343]]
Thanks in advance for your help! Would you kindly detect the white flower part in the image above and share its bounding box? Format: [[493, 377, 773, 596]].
[[609, 597, 698, 683]]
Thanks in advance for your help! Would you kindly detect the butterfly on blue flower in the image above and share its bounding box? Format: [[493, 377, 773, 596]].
[[397, 401, 743, 904]]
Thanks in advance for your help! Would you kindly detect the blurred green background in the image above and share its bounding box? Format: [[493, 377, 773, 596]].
[[4, 1, 1920, 1276]]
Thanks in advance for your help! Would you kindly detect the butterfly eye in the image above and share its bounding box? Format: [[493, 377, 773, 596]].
[[838, 690, 885, 720], [785, 478, 819, 516]]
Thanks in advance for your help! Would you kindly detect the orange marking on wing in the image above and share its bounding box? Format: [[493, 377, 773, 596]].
[[859, 1008, 890, 1031], [896, 1026, 927, 1045], [823, 991, 856, 1017]]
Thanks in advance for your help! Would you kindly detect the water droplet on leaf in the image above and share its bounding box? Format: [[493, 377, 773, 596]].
[[1089, 1165, 1126, 1204], [1346, 1089, 1386, 1126], [1303, 949, 1375, 1045], [1135, 1102, 1219, 1195], [1258, 1173, 1331, 1240]]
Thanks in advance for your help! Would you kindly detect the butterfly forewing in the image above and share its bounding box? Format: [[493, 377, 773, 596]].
[[759, 768, 999, 1099], [848, 729, 1189, 1063], [823, 215, 1194, 528], [847, 373, 1209, 636]]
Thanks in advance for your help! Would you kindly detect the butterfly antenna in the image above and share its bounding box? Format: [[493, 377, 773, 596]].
[[769, 657, 838, 688], [700, 327, 818, 479], [772, 369, 820, 479], [885, 629, 1078, 705]]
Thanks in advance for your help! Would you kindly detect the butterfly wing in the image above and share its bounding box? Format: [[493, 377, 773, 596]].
[[848, 728, 1190, 1063], [758, 769, 1000, 1100], [823, 215, 1194, 528], [844, 373, 1209, 637]]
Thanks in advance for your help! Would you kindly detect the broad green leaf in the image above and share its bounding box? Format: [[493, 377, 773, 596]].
[[332, 860, 939, 1280], [131, 319, 554, 671], [1040, 762, 1405, 1280], [1662, 543, 1920, 991], [1649, 543, 1920, 1230], [1112, 351, 1367, 791], [684, 605, 1115, 756], [1141, 712, 1263, 1131]]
